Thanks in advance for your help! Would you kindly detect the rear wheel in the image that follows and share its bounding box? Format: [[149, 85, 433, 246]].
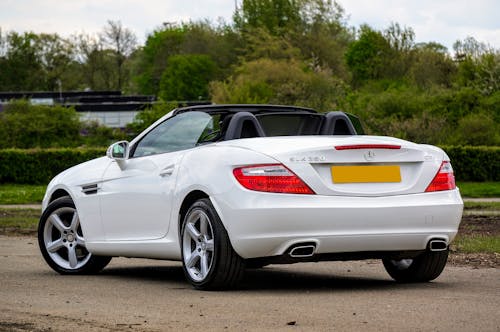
[[383, 249, 449, 282], [181, 198, 244, 290], [38, 196, 111, 274]]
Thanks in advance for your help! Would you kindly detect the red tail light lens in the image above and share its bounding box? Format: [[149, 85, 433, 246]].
[[233, 164, 315, 194], [425, 161, 456, 192]]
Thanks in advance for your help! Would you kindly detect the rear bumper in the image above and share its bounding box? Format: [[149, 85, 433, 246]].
[[211, 189, 463, 259]]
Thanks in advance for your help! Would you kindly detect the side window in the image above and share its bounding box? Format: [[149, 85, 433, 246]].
[[132, 112, 212, 157]]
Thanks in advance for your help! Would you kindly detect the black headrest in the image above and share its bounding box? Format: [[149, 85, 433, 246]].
[[224, 112, 266, 140], [320, 111, 357, 135]]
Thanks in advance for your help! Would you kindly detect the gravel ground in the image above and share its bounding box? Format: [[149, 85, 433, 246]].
[[1, 235, 499, 332]]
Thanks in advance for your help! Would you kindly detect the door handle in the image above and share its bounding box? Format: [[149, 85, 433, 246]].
[[159, 165, 175, 177]]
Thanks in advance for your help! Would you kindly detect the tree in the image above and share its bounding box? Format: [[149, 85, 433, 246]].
[[235, 0, 352, 77], [159, 54, 216, 101], [345, 25, 392, 84], [100, 20, 137, 90], [409, 43, 456, 88], [37, 33, 78, 91], [0, 31, 44, 90], [234, 0, 302, 36], [74, 33, 118, 90], [241, 27, 301, 61], [453, 37, 499, 95], [133, 25, 187, 95], [0, 100, 81, 148], [133, 21, 240, 95], [210, 58, 347, 110], [0, 31, 81, 91]]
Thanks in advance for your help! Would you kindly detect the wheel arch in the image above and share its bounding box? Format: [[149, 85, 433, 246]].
[[178, 190, 210, 235], [49, 188, 71, 203]]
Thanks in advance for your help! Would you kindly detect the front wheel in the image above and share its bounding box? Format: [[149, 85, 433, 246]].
[[38, 196, 111, 274], [382, 249, 449, 283], [181, 198, 244, 290]]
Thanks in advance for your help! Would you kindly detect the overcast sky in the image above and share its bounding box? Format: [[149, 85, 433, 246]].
[[1, 0, 499, 52]]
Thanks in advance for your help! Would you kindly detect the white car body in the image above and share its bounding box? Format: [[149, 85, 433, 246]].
[[39, 104, 463, 289]]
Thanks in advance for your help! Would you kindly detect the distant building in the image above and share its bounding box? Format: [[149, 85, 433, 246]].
[[0, 91, 156, 128]]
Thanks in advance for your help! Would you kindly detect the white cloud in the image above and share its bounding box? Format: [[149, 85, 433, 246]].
[[0, 0, 498, 51], [340, 0, 500, 51]]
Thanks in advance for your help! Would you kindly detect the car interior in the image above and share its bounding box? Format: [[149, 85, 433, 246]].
[[181, 105, 360, 143]]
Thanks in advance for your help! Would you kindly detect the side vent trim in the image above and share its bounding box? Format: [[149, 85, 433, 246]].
[[81, 184, 99, 195]]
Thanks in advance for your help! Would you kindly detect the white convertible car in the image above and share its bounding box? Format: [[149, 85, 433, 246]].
[[38, 104, 463, 290]]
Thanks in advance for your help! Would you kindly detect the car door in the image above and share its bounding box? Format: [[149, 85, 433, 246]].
[[100, 111, 214, 241]]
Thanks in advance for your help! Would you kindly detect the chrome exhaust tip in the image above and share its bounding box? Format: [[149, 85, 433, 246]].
[[289, 244, 316, 258], [429, 239, 448, 252]]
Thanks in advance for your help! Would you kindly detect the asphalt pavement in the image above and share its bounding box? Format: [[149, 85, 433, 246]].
[[1, 235, 499, 331]]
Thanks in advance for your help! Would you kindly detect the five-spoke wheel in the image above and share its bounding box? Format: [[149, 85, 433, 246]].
[[38, 196, 111, 274], [182, 209, 215, 282], [180, 198, 244, 290]]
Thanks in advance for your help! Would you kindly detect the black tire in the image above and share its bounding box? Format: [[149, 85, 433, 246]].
[[180, 198, 245, 290], [245, 261, 269, 269], [38, 196, 111, 274], [382, 249, 449, 282]]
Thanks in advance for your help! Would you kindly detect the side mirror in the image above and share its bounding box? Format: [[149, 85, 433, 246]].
[[106, 141, 130, 160]]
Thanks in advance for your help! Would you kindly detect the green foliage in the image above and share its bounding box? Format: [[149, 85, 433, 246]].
[[442, 146, 500, 182], [159, 54, 216, 101], [210, 58, 347, 110], [0, 100, 81, 148], [241, 28, 302, 61], [344, 85, 499, 146], [1, 8, 499, 151], [0, 148, 106, 184], [234, 0, 302, 36], [0, 31, 85, 91], [80, 121, 129, 147], [345, 25, 393, 83], [409, 44, 456, 88], [133, 22, 240, 96], [0, 31, 45, 90], [450, 113, 499, 146]]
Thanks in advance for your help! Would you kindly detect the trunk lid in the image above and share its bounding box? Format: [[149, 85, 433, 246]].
[[220, 136, 445, 196]]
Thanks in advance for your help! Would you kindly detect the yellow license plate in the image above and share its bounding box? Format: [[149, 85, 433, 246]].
[[331, 165, 401, 183]]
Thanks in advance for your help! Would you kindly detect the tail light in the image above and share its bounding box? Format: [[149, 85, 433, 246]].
[[335, 144, 401, 150], [425, 161, 456, 192], [233, 164, 315, 194]]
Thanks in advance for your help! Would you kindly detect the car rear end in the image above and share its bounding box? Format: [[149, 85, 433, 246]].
[[213, 136, 463, 260]]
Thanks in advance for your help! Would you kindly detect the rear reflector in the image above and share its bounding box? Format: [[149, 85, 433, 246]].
[[334, 144, 401, 150], [233, 164, 315, 194], [425, 161, 456, 192]]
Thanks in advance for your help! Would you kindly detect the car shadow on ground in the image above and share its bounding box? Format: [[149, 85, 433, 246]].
[[96, 263, 449, 292]]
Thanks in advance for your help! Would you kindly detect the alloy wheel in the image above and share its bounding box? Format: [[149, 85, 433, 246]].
[[182, 209, 215, 282], [43, 206, 91, 270]]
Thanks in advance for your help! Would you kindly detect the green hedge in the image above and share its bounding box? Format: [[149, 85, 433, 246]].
[[441, 146, 500, 182], [0, 148, 106, 184], [0, 146, 498, 184]]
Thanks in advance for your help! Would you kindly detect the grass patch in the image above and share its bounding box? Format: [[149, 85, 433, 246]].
[[457, 182, 500, 198], [453, 235, 500, 253], [0, 184, 46, 204], [463, 201, 500, 211], [0, 208, 39, 234]]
